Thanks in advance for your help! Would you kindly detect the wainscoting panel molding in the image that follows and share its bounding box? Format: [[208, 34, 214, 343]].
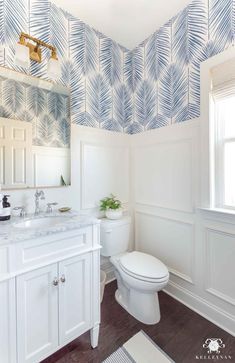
[[133, 139, 193, 213], [205, 228, 235, 306], [81, 142, 129, 210], [135, 211, 195, 284]]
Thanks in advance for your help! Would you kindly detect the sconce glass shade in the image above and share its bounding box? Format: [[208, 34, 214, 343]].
[[14, 43, 30, 68], [47, 57, 62, 80]]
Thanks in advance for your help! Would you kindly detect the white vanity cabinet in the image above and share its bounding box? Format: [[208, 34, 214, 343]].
[[17, 263, 59, 363], [17, 253, 92, 363], [0, 220, 101, 363], [58, 253, 91, 344], [0, 279, 16, 363]]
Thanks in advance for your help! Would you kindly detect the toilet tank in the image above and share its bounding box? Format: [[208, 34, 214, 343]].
[[100, 216, 131, 257]]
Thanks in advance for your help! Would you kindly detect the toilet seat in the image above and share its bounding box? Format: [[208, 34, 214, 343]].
[[119, 251, 169, 283]]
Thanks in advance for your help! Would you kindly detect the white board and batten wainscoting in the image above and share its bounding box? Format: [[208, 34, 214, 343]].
[[73, 118, 235, 336], [71, 126, 132, 282]]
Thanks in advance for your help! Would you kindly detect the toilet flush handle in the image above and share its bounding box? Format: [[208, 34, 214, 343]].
[[105, 229, 112, 233]]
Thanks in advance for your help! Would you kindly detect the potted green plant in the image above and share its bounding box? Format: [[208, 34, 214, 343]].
[[99, 194, 123, 220]]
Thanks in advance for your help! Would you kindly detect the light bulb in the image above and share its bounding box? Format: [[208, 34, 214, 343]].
[[47, 56, 62, 80], [14, 43, 30, 68]]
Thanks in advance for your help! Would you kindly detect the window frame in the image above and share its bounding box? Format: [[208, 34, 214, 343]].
[[213, 94, 235, 210]]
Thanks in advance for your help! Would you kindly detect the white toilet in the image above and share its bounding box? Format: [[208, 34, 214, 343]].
[[100, 216, 169, 325]]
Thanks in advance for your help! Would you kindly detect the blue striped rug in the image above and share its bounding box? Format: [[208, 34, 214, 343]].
[[103, 331, 174, 363]]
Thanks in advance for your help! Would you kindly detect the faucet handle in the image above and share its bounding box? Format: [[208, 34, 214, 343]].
[[35, 189, 45, 200], [13, 206, 26, 218], [46, 202, 58, 213]]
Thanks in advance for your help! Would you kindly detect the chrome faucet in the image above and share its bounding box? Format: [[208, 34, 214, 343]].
[[34, 190, 45, 215]]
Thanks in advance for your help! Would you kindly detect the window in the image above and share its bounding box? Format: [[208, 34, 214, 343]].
[[213, 87, 235, 209]]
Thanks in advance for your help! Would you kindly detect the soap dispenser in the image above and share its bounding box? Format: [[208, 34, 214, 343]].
[[0, 195, 11, 221]]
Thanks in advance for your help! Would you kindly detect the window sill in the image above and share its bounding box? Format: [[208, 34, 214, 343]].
[[199, 207, 235, 216], [198, 207, 235, 224]]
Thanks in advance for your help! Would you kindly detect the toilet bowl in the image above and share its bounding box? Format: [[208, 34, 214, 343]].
[[100, 216, 169, 324]]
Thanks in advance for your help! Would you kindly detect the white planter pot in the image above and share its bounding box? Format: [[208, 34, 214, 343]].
[[105, 209, 123, 220]]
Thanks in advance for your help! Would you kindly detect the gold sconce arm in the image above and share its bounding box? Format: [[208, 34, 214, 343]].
[[18, 32, 58, 63]]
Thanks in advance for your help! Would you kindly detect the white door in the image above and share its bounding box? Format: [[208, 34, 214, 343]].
[[17, 264, 59, 363], [0, 117, 32, 188], [59, 253, 91, 345], [0, 279, 16, 363]]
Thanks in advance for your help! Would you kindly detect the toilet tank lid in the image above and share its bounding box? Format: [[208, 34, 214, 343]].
[[120, 251, 168, 280], [100, 215, 131, 228]]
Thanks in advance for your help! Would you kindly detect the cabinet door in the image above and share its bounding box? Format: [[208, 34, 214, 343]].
[[17, 264, 59, 363], [59, 253, 91, 345], [0, 279, 16, 363]]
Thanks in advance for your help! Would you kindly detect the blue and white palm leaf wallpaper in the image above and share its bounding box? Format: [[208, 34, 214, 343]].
[[29, 0, 50, 43], [48, 92, 65, 121], [135, 80, 156, 127], [3, 0, 28, 49], [129, 46, 144, 92], [38, 115, 54, 145], [0, 77, 70, 147], [2, 79, 25, 118], [70, 66, 86, 125], [145, 22, 171, 81], [129, 0, 235, 133], [159, 64, 188, 122], [100, 38, 122, 86], [173, 1, 207, 66], [57, 118, 70, 146], [113, 83, 132, 130], [209, 0, 235, 52], [50, 4, 68, 59], [0, 0, 235, 134], [29, 0, 50, 78], [69, 18, 98, 76], [28, 86, 45, 118], [86, 73, 112, 126]]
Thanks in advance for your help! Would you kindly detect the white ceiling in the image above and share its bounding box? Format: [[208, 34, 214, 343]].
[[51, 0, 192, 49]]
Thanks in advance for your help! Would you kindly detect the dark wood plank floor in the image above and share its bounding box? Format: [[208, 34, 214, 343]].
[[42, 281, 235, 363]]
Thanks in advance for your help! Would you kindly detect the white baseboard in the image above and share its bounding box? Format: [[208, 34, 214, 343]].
[[105, 268, 115, 282], [164, 281, 235, 337]]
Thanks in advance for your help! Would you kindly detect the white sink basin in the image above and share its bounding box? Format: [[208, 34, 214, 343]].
[[14, 216, 70, 230]]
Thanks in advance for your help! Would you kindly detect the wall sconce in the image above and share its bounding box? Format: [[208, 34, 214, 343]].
[[14, 32, 61, 79]]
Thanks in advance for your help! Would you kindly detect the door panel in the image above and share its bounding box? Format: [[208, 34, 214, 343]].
[[17, 264, 58, 363], [59, 253, 91, 345]]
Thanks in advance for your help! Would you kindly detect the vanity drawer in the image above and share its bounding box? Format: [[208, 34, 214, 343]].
[[13, 227, 93, 272]]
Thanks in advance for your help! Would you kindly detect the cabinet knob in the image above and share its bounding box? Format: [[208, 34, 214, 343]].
[[60, 275, 66, 283], [53, 277, 59, 286]]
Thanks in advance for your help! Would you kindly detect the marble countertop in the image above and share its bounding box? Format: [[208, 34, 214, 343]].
[[0, 211, 100, 245]]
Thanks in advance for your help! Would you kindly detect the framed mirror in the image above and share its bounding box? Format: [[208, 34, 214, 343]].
[[0, 66, 71, 189]]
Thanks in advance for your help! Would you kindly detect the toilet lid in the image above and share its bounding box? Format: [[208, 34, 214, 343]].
[[120, 251, 168, 280]]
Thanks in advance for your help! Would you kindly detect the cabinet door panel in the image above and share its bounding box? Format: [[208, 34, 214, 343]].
[[59, 253, 91, 344], [17, 264, 58, 363], [0, 279, 16, 363]]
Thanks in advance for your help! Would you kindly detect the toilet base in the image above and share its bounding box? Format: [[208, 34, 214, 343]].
[[114, 288, 161, 325]]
